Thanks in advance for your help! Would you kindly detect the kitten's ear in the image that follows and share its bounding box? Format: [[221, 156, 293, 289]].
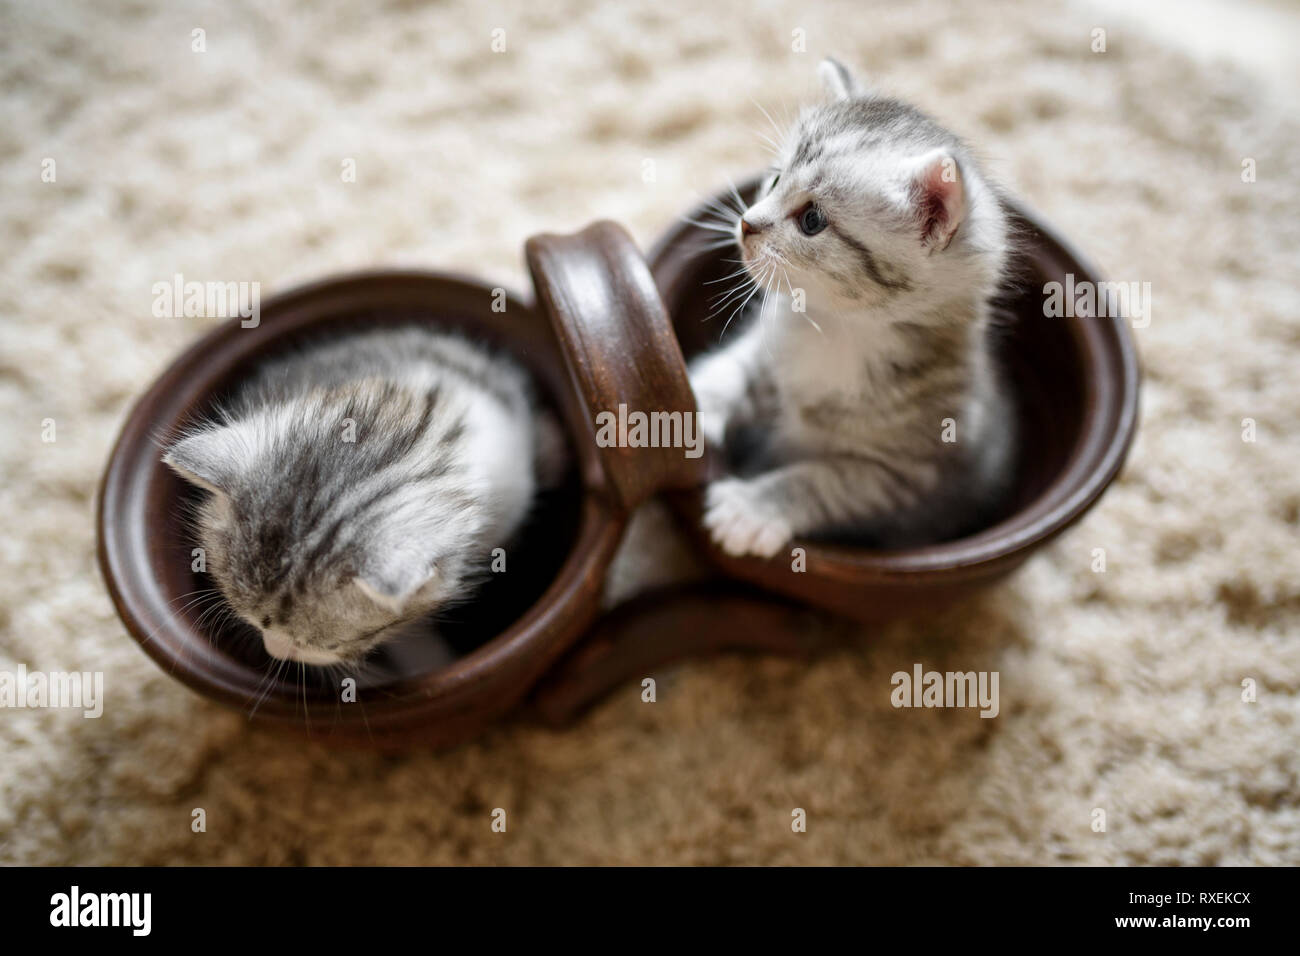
[[907, 149, 966, 252], [354, 558, 438, 615], [818, 57, 861, 101], [163, 428, 235, 496]]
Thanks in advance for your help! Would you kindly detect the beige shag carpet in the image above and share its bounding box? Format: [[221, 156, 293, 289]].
[[1, 0, 1297, 865]]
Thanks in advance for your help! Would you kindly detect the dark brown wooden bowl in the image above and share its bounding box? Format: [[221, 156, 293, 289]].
[[531, 184, 1140, 723], [647, 180, 1141, 620], [96, 255, 697, 748]]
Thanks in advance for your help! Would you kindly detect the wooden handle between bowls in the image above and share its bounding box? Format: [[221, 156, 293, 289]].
[[531, 581, 835, 725], [526, 220, 706, 513]]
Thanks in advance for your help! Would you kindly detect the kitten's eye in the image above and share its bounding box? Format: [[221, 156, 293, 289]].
[[767, 172, 781, 193], [797, 204, 828, 236]]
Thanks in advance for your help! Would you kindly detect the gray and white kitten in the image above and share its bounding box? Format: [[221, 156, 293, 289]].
[[164, 327, 560, 666], [692, 58, 1016, 556]]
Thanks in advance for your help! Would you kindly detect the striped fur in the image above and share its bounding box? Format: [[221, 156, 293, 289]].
[[692, 59, 1016, 556], [164, 327, 560, 665]]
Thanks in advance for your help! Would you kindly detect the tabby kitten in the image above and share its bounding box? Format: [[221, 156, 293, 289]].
[[164, 327, 561, 665], [692, 58, 1017, 556]]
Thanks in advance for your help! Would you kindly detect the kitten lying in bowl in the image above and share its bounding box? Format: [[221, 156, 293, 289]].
[[691, 58, 1017, 556], [163, 327, 564, 666]]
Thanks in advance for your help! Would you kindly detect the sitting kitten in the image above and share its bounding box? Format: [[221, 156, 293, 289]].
[[163, 326, 562, 666], [692, 58, 1016, 557]]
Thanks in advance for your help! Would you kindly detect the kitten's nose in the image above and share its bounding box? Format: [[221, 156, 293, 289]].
[[262, 631, 294, 660], [261, 630, 338, 665], [740, 217, 761, 237], [262, 634, 340, 666]]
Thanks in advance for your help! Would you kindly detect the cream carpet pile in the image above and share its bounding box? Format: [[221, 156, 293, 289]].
[[1, 0, 1296, 864]]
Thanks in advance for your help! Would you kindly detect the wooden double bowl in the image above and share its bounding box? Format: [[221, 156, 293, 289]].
[[97, 180, 1139, 748]]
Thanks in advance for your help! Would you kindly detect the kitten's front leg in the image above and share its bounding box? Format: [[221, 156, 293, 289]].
[[703, 456, 931, 558], [689, 327, 767, 452]]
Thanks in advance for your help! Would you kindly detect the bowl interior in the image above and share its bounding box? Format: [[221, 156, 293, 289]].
[[649, 182, 1139, 575], [100, 273, 588, 716]]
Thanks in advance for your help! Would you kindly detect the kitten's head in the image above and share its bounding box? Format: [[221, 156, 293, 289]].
[[738, 58, 1008, 314], [163, 384, 478, 666]]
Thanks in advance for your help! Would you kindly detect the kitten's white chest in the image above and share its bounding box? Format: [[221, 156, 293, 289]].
[[773, 307, 871, 403]]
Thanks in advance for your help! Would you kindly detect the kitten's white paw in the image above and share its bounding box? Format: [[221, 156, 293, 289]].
[[702, 478, 793, 558]]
